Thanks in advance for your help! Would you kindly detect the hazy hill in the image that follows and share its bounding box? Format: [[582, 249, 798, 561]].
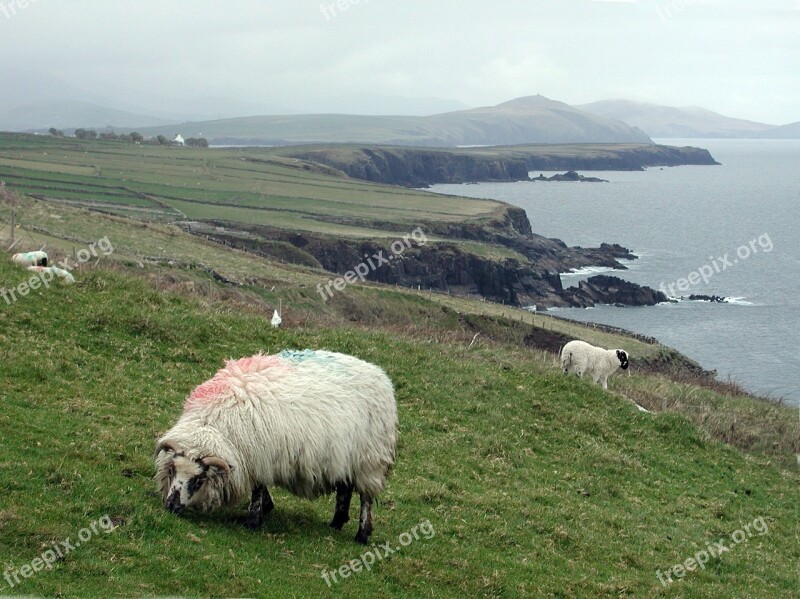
[[135, 95, 653, 146], [756, 120, 800, 139], [0, 101, 171, 131], [433, 95, 652, 145], [578, 99, 775, 138]]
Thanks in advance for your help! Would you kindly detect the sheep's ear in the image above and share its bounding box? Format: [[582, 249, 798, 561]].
[[154, 444, 178, 500]]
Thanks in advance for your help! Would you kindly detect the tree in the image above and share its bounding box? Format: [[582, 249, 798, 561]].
[[74, 129, 98, 140], [185, 137, 209, 148], [156, 135, 167, 145], [48, 127, 64, 137], [130, 132, 143, 143]]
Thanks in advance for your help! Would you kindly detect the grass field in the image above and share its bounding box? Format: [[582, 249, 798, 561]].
[[0, 134, 505, 238], [0, 133, 797, 597], [0, 256, 798, 598]]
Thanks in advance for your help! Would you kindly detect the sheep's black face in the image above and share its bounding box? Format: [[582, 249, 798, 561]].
[[164, 456, 211, 513], [156, 446, 231, 515], [617, 350, 629, 370]]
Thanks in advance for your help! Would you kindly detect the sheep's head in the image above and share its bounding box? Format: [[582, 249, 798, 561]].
[[616, 350, 629, 370], [155, 440, 233, 515]]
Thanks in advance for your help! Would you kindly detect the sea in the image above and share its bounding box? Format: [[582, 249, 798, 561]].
[[429, 139, 800, 406]]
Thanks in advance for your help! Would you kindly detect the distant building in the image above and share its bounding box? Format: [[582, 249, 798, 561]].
[[173, 134, 185, 146]]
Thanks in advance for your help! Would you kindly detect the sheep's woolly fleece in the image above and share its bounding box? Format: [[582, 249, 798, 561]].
[[184, 350, 349, 411], [163, 350, 397, 503], [561, 340, 628, 390], [11, 251, 48, 267]]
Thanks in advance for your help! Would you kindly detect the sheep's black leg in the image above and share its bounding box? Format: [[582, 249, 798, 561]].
[[354, 494, 373, 545], [246, 485, 274, 530], [330, 482, 354, 530]]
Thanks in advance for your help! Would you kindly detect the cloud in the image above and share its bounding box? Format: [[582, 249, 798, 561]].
[[0, 0, 797, 123]]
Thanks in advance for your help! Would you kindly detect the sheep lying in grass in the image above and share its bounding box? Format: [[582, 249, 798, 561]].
[[27, 266, 75, 284], [560, 340, 629, 390], [12, 251, 48, 267], [155, 349, 397, 544]]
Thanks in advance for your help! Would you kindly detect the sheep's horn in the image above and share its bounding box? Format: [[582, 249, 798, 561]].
[[201, 456, 231, 473], [155, 440, 180, 457]]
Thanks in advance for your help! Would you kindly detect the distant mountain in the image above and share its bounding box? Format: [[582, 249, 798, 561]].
[[135, 95, 653, 146], [756, 121, 800, 139], [577, 99, 775, 138], [434, 95, 651, 144], [290, 94, 470, 116], [0, 101, 171, 132]]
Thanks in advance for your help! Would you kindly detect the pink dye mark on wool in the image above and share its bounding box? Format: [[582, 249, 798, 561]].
[[227, 354, 286, 374], [184, 354, 289, 411], [185, 376, 231, 410]]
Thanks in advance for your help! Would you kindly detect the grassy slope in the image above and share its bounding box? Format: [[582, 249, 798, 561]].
[[132, 96, 651, 146], [0, 134, 505, 237], [1, 257, 798, 598], [0, 132, 797, 597], [0, 192, 660, 362], [7, 191, 797, 465]]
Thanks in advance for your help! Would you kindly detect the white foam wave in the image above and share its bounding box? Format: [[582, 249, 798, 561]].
[[561, 266, 618, 277], [723, 297, 755, 306]]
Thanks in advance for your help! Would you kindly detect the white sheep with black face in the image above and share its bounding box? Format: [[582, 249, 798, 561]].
[[560, 340, 629, 390], [12, 251, 48, 267], [155, 350, 397, 545]]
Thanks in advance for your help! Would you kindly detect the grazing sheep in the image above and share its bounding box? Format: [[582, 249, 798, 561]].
[[12, 251, 48, 267], [561, 340, 629, 390], [155, 350, 397, 544]]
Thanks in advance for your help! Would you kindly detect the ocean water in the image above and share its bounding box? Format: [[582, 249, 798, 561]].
[[430, 139, 800, 405]]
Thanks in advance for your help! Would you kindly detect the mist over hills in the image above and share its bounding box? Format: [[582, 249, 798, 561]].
[[577, 99, 793, 139], [0, 101, 172, 131], [2, 70, 798, 144], [756, 120, 800, 139], [133, 95, 652, 146]]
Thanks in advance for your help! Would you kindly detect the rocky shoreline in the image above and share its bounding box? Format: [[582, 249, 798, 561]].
[[180, 213, 667, 310], [177, 143, 713, 309], [284, 143, 719, 187], [531, 171, 608, 183]]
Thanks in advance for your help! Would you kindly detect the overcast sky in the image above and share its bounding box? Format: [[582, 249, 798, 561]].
[[1, 0, 798, 123]]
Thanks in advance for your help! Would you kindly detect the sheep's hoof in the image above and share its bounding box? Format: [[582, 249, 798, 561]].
[[245, 514, 264, 530], [330, 514, 349, 531], [354, 531, 370, 545]]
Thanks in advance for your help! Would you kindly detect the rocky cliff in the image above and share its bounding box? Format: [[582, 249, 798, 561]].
[[286, 143, 719, 187], [287, 147, 531, 187], [181, 219, 665, 309]]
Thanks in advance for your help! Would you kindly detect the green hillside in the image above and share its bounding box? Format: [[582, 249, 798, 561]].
[[134, 95, 652, 146], [0, 130, 798, 597], [0, 133, 504, 237], [1, 254, 798, 598]]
